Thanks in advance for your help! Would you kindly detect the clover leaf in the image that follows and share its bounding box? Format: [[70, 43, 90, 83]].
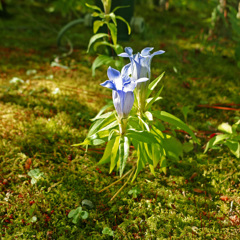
[[68, 207, 89, 224]]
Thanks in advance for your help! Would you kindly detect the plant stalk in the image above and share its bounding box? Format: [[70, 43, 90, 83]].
[[99, 169, 132, 193], [110, 167, 135, 201]]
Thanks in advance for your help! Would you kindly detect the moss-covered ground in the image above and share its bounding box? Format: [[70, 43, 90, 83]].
[[1, 1, 240, 239]]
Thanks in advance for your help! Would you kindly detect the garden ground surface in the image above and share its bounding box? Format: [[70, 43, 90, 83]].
[[0, 1, 240, 239]]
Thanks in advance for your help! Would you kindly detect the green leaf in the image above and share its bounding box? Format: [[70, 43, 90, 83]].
[[160, 157, 167, 174], [107, 22, 117, 45], [98, 138, 116, 165], [146, 85, 164, 110], [115, 15, 131, 34], [110, 136, 120, 173], [109, 12, 117, 25], [28, 169, 44, 185], [232, 120, 240, 133], [152, 111, 198, 143], [68, 207, 88, 224], [92, 55, 114, 76], [73, 113, 117, 147], [88, 112, 115, 137], [218, 122, 232, 134], [112, 5, 130, 13], [204, 134, 229, 153], [85, 3, 102, 12], [162, 135, 183, 160], [183, 142, 194, 153], [152, 143, 165, 168], [128, 187, 141, 198], [91, 12, 100, 17], [93, 41, 114, 52], [93, 20, 105, 34], [68, 208, 80, 218], [119, 136, 130, 177], [147, 72, 165, 97], [131, 142, 147, 182], [226, 140, 240, 158], [127, 130, 158, 144], [87, 33, 109, 52], [144, 111, 153, 121], [138, 116, 150, 131], [102, 227, 114, 236], [91, 103, 113, 121], [80, 211, 89, 220]]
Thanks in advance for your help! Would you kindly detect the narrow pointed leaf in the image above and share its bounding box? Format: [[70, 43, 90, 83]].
[[91, 102, 113, 121], [204, 134, 229, 153], [93, 20, 105, 34], [119, 136, 130, 177], [109, 12, 117, 25], [110, 136, 120, 173], [225, 140, 240, 158], [98, 138, 116, 165], [85, 3, 102, 12], [153, 111, 198, 143], [115, 16, 131, 34], [87, 33, 109, 52], [107, 23, 117, 45], [147, 72, 165, 97], [92, 55, 114, 76], [112, 5, 130, 13], [127, 130, 158, 144], [146, 85, 164, 109]]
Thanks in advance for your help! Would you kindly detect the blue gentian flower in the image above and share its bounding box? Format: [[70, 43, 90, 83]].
[[118, 47, 165, 113], [118, 47, 165, 80], [100, 66, 148, 120]]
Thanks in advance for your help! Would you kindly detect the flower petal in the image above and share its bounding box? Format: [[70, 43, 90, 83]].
[[118, 52, 130, 58], [151, 50, 165, 58], [121, 63, 131, 81], [112, 90, 122, 119], [107, 67, 120, 81], [125, 47, 133, 56], [123, 81, 136, 92], [131, 59, 142, 80], [135, 77, 149, 84], [100, 80, 116, 91], [141, 47, 154, 56], [122, 92, 134, 118]]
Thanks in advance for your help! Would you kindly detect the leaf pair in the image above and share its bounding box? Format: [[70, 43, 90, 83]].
[[204, 120, 240, 158], [68, 207, 88, 224]]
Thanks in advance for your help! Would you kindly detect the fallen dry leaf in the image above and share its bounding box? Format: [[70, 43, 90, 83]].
[[190, 172, 198, 181], [25, 158, 32, 170], [193, 188, 203, 193], [220, 196, 229, 201]]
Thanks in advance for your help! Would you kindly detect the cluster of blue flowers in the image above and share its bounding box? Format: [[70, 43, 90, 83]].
[[100, 47, 165, 122], [76, 46, 198, 182]]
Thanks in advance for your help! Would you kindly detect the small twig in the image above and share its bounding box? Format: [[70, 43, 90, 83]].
[[110, 168, 135, 201], [99, 169, 132, 193], [0, 201, 10, 205], [220, 170, 237, 184]]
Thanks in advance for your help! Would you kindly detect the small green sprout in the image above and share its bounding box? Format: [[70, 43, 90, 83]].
[[128, 187, 141, 198], [68, 207, 89, 224], [28, 169, 44, 185], [102, 227, 114, 236]]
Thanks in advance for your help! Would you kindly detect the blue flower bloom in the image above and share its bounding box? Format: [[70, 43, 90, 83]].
[[118, 47, 165, 113], [100, 66, 148, 120], [119, 47, 165, 80]]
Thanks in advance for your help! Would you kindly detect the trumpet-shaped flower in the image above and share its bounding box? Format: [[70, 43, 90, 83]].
[[100, 66, 148, 120], [118, 47, 165, 80], [118, 47, 165, 113]]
